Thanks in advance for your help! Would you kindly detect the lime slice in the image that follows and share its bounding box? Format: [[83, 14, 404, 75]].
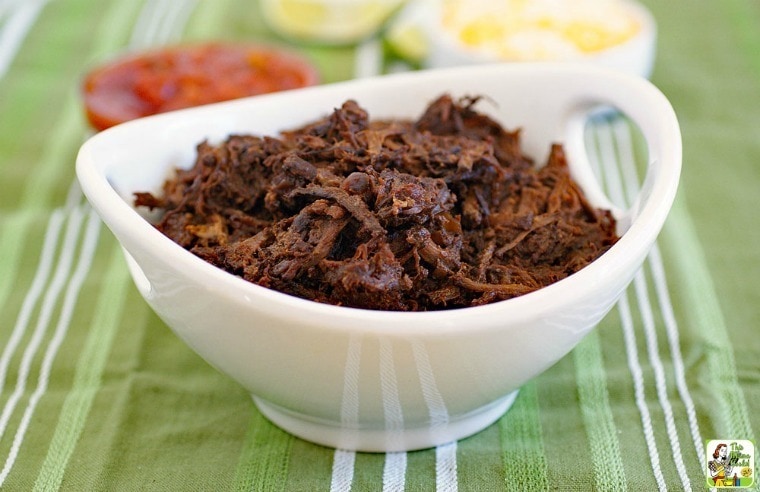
[[384, 21, 428, 63], [261, 0, 405, 44]]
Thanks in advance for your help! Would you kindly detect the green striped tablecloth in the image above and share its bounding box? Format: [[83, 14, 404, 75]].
[[1, 0, 759, 490]]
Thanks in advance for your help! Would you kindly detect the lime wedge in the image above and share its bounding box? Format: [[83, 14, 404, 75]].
[[384, 21, 428, 63], [261, 0, 405, 44]]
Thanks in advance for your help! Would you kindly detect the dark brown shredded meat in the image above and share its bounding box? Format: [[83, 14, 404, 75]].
[[135, 94, 619, 311]]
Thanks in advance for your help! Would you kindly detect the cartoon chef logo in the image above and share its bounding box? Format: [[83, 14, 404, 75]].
[[706, 439, 754, 488]]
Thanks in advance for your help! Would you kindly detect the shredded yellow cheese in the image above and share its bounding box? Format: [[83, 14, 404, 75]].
[[441, 0, 641, 60]]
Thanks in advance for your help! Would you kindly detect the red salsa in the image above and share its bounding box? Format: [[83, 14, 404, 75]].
[[83, 43, 320, 131]]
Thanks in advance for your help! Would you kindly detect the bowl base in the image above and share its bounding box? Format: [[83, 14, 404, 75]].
[[252, 390, 520, 452]]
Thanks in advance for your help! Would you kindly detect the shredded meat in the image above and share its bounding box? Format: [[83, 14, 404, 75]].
[[135, 94, 618, 311]]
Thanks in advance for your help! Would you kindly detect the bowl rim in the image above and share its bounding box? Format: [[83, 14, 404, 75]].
[[76, 62, 681, 334]]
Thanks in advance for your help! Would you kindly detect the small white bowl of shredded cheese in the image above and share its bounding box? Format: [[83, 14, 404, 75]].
[[401, 0, 656, 78]]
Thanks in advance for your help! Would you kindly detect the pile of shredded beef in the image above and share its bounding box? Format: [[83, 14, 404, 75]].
[[135, 94, 618, 311]]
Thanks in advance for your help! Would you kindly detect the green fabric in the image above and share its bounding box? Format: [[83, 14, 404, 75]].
[[1, 0, 759, 490]]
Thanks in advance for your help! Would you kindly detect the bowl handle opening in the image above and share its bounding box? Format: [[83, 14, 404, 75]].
[[560, 76, 681, 234], [563, 106, 624, 221]]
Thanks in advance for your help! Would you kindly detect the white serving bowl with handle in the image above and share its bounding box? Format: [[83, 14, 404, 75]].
[[76, 63, 681, 452]]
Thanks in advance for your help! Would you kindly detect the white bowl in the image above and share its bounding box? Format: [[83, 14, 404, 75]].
[[76, 63, 681, 452], [409, 0, 657, 78]]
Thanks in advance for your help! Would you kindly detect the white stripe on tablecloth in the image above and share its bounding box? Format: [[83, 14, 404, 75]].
[[379, 340, 407, 491], [354, 37, 383, 79], [130, 0, 172, 49], [597, 119, 694, 490], [593, 115, 699, 490], [0, 209, 101, 486], [130, 0, 198, 49], [383, 451, 407, 492], [0, 210, 65, 397], [586, 120, 668, 491], [617, 296, 668, 490], [634, 269, 692, 490], [0, 0, 200, 485], [329, 335, 360, 491], [164, 0, 198, 43], [597, 118, 691, 491], [0, 0, 13, 20], [436, 441, 458, 492], [649, 245, 706, 468], [330, 449, 356, 492], [0, 182, 81, 398], [0, 0, 48, 78], [610, 120, 706, 471], [0, 204, 86, 443]]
